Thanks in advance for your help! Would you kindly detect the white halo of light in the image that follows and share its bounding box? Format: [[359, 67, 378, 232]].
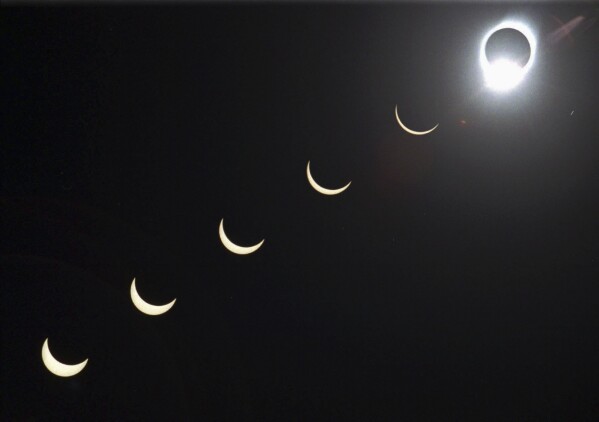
[[484, 59, 525, 92], [479, 21, 537, 92]]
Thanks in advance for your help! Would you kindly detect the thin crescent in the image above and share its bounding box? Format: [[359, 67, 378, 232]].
[[130, 278, 176, 316], [306, 161, 351, 195], [219, 218, 264, 255], [41, 338, 88, 377], [394, 105, 439, 136]]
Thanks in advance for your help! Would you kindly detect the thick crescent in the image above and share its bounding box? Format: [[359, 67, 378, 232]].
[[130, 278, 176, 316], [394, 105, 438, 136], [219, 218, 264, 255], [306, 161, 351, 195], [41, 338, 88, 377]]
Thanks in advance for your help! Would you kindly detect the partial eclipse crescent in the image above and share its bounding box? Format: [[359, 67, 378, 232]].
[[306, 161, 351, 195], [394, 105, 439, 136], [41, 338, 88, 377], [130, 278, 176, 316], [219, 218, 264, 255]]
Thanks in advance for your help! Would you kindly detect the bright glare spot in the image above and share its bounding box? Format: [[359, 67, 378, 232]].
[[484, 59, 525, 92]]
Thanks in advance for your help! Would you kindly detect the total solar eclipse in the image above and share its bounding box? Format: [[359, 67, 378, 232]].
[[480, 21, 537, 92]]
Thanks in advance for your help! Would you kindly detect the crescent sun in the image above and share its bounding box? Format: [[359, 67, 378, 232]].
[[394, 105, 439, 136], [219, 218, 264, 255], [306, 161, 351, 195], [130, 278, 176, 316], [41, 338, 88, 377]]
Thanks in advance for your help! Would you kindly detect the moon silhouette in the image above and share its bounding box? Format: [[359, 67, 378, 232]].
[[130, 278, 176, 316], [479, 20, 537, 92], [41, 338, 88, 377], [394, 105, 439, 135], [219, 218, 264, 255], [306, 161, 351, 195]]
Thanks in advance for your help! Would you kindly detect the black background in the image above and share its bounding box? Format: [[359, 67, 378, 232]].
[[2, 3, 599, 420]]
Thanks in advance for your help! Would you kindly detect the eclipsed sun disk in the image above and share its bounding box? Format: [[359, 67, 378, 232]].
[[394, 105, 439, 136], [219, 218, 264, 255], [306, 161, 351, 195], [130, 278, 176, 316], [480, 20, 537, 92], [41, 338, 88, 377]]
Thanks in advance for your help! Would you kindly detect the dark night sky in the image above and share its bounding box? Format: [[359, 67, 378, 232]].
[[2, 3, 599, 420]]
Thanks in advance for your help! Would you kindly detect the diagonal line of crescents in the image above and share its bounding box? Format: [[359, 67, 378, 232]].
[[40, 105, 438, 377]]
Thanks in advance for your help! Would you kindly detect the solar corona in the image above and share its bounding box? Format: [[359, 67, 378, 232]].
[[480, 20, 537, 92]]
